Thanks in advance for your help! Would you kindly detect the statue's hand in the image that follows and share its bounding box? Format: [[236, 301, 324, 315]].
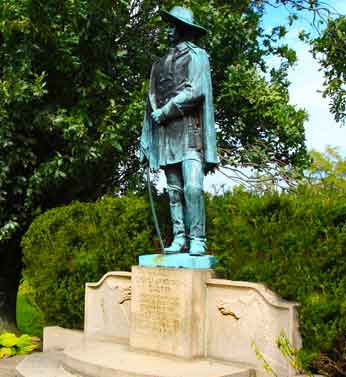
[[142, 157, 149, 169], [151, 109, 165, 125]]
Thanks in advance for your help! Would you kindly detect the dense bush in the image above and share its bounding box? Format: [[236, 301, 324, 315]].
[[207, 186, 346, 373], [22, 187, 346, 373], [21, 194, 157, 328], [16, 280, 45, 337]]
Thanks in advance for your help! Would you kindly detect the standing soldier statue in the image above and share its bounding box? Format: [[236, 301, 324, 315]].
[[141, 6, 217, 256]]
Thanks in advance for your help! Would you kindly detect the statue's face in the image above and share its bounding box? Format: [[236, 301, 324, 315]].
[[167, 24, 186, 46], [167, 25, 179, 45]]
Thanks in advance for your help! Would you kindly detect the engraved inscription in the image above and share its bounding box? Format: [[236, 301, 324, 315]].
[[132, 270, 185, 337]]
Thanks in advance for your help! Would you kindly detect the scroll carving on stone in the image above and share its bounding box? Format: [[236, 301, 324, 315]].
[[118, 286, 131, 304], [217, 300, 240, 320]]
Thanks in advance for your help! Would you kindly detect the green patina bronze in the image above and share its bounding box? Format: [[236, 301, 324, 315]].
[[140, 6, 217, 256]]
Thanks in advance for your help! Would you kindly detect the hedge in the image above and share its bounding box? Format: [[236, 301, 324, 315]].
[[21, 186, 346, 373], [21, 194, 156, 328]]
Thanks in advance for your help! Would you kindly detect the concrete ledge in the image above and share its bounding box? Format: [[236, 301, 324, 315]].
[[63, 339, 253, 377], [86, 271, 131, 289], [43, 326, 83, 352], [139, 253, 217, 269], [16, 352, 73, 377], [207, 279, 299, 309]]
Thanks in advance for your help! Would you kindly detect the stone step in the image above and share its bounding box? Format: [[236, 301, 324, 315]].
[[0, 355, 26, 377], [62, 339, 254, 377], [15, 352, 74, 377]]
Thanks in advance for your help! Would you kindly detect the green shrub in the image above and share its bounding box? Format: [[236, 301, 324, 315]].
[[207, 186, 346, 371], [0, 332, 39, 359], [16, 280, 45, 337], [21, 194, 156, 328]]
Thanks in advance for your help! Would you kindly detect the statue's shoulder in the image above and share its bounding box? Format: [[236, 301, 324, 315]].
[[186, 42, 209, 60]]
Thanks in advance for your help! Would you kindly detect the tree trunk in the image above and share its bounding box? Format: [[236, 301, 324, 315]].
[[0, 241, 22, 333]]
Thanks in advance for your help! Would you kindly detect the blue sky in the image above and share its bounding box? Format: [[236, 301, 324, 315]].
[[264, 0, 346, 151]]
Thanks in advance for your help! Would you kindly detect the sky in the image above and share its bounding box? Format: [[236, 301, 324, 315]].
[[265, 0, 346, 151], [158, 1, 346, 193]]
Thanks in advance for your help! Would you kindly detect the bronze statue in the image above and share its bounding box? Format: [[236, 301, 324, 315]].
[[141, 6, 217, 256]]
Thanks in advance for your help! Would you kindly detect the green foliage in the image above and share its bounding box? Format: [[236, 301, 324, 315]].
[[253, 331, 313, 376], [312, 16, 346, 125], [252, 340, 277, 377], [207, 186, 346, 371], [21, 194, 155, 328], [0, 0, 310, 243], [16, 280, 45, 337], [0, 0, 312, 324], [306, 147, 346, 190], [276, 331, 312, 376], [175, 0, 308, 176], [0, 332, 39, 359]]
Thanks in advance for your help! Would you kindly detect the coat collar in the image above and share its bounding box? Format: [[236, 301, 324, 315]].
[[175, 41, 198, 56]]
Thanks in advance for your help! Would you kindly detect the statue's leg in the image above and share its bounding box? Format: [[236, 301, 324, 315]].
[[182, 159, 206, 256], [164, 163, 186, 253]]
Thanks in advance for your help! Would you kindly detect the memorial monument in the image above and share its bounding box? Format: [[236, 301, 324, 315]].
[[16, 7, 303, 377], [140, 6, 217, 257]]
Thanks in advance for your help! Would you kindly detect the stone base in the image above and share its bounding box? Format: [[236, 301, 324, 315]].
[[139, 253, 217, 269], [16, 352, 73, 377], [62, 339, 253, 377], [32, 266, 303, 377], [130, 266, 212, 358], [43, 326, 83, 352]]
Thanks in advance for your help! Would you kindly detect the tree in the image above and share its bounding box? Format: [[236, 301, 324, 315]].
[[0, 0, 154, 326], [305, 146, 346, 190], [312, 15, 346, 125], [0, 0, 314, 327]]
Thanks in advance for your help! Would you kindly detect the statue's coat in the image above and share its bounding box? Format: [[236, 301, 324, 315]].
[[140, 43, 218, 172]]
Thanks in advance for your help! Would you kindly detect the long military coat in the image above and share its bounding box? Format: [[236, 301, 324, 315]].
[[140, 42, 218, 172]]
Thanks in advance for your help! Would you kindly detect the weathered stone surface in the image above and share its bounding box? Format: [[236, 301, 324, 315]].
[[33, 269, 304, 377], [206, 279, 301, 377], [63, 338, 253, 377], [84, 271, 131, 342], [16, 352, 74, 377], [0, 355, 25, 377], [139, 253, 217, 269], [130, 266, 213, 358], [43, 326, 83, 352]]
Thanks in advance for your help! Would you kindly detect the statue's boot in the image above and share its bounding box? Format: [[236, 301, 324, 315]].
[[189, 238, 206, 256], [164, 185, 186, 254], [184, 179, 206, 256], [164, 235, 186, 254]]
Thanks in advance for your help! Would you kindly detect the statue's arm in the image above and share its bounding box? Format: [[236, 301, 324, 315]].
[[140, 63, 159, 165], [160, 49, 208, 121], [148, 62, 158, 112]]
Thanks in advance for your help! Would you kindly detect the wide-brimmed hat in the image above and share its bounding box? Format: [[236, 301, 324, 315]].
[[160, 6, 207, 36]]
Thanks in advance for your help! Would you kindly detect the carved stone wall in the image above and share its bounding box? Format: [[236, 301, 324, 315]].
[[83, 270, 301, 377], [206, 279, 301, 377], [84, 271, 131, 342]]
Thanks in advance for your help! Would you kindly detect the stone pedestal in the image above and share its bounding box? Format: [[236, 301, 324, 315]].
[[130, 266, 213, 358], [17, 266, 303, 377]]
